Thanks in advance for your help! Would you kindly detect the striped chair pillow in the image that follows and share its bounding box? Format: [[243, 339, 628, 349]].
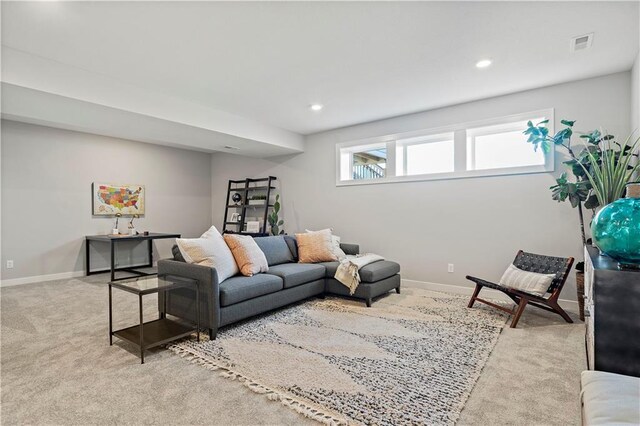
[[499, 264, 555, 297]]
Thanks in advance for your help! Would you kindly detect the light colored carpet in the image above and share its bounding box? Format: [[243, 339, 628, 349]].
[[170, 289, 507, 425], [0, 275, 585, 425]]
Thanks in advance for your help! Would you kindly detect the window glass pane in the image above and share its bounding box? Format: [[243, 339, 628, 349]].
[[396, 133, 455, 176], [405, 140, 454, 175], [352, 146, 386, 180], [467, 119, 546, 171]]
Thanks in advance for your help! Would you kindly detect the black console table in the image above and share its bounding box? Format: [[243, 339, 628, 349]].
[[584, 246, 640, 377], [86, 233, 181, 281]]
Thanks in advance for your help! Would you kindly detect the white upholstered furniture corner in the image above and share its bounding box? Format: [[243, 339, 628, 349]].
[[580, 370, 640, 425]]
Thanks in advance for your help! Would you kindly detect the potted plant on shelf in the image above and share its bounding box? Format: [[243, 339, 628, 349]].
[[267, 194, 284, 235], [523, 120, 640, 319]]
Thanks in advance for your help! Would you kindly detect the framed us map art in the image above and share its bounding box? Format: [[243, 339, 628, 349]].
[[92, 183, 145, 216]]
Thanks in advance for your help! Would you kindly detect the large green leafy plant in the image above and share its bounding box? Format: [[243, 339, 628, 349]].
[[523, 119, 640, 245], [267, 194, 284, 235]]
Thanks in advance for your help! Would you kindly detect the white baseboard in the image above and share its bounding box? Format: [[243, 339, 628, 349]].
[[0, 270, 87, 287], [0, 263, 158, 288], [401, 278, 579, 311]]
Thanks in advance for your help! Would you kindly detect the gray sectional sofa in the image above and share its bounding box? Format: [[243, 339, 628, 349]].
[[158, 235, 401, 339]]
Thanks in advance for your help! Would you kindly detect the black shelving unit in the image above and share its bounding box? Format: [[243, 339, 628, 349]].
[[222, 176, 277, 236]]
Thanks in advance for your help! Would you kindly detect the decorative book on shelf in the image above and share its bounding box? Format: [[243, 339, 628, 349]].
[[222, 176, 277, 236]]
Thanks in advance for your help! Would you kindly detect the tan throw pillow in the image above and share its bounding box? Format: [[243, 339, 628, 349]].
[[223, 234, 269, 277], [499, 264, 555, 297], [306, 228, 347, 260], [176, 226, 239, 282], [296, 229, 338, 263]]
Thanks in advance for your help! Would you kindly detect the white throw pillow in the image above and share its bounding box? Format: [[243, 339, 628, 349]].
[[305, 228, 347, 260], [499, 264, 555, 297], [176, 226, 239, 282]]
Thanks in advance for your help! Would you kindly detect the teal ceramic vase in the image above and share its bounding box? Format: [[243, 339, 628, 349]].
[[592, 183, 640, 265]]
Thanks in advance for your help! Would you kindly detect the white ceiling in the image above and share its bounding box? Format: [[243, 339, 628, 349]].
[[1, 1, 639, 153]]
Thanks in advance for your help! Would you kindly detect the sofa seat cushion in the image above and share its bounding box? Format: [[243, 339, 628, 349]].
[[266, 263, 326, 289], [360, 260, 400, 283], [219, 274, 283, 307], [318, 262, 340, 278]]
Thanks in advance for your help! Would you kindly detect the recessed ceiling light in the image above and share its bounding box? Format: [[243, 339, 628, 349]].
[[475, 59, 492, 69], [310, 104, 324, 111]]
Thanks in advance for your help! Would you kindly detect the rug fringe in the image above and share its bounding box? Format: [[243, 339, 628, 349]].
[[168, 344, 351, 426]]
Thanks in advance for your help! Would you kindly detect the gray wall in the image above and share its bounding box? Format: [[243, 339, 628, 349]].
[[632, 52, 640, 133], [1, 120, 212, 282], [210, 72, 631, 301]]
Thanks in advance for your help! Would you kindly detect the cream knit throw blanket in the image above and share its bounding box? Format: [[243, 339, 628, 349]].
[[334, 253, 385, 295]]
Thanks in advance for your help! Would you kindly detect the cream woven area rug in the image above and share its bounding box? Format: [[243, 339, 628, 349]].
[[169, 288, 507, 425]]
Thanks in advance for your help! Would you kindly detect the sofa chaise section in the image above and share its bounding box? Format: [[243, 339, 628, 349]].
[[321, 259, 401, 307]]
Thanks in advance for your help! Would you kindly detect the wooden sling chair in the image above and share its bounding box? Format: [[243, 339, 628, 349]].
[[466, 250, 575, 328]]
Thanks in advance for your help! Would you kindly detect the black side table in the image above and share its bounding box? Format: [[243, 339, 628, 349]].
[[109, 275, 199, 364], [86, 233, 181, 281]]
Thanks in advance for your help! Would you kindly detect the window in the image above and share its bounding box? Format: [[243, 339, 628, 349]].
[[467, 119, 546, 171], [396, 133, 454, 176], [339, 143, 387, 181], [336, 109, 554, 185]]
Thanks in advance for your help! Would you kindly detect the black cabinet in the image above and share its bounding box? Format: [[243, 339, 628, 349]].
[[585, 246, 640, 377]]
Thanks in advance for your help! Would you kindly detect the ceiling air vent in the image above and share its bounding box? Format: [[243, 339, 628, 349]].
[[570, 33, 593, 52], [224, 145, 240, 150]]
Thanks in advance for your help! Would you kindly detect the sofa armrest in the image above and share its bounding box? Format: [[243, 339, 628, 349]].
[[157, 259, 220, 334], [340, 243, 359, 255]]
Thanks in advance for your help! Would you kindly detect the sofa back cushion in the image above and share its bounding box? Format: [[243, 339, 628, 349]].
[[223, 234, 269, 277], [284, 235, 298, 261], [253, 236, 294, 266], [176, 226, 239, 282]]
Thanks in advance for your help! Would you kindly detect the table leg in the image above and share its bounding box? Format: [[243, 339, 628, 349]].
[[108, 284, 113, 346], [139, 294, 144, 364], [86, 239, 91, 276], [196, 282, 200, 343], [110, 240, 116, 282], [147, 239, 153, 268], [160, 284, 166, 319]]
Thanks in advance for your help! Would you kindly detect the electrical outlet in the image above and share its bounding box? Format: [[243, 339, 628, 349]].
[[447, 263, 454, 273], [6, 260, 14, 269]]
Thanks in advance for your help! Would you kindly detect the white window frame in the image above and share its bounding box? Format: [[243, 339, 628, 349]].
[[335, 108, 554, 186]]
